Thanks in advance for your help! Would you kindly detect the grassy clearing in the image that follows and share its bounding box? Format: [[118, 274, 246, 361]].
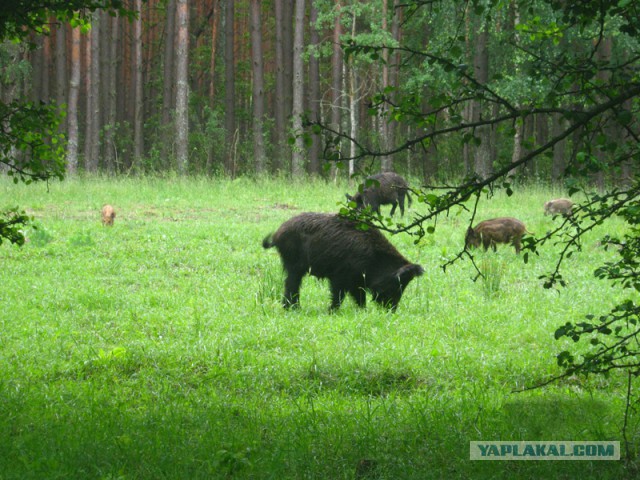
[[0, 176, 637, 479]]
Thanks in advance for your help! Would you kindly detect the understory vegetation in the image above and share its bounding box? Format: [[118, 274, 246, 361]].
[[0, 176, 636, 479]]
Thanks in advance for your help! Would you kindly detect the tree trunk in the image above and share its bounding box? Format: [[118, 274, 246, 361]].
[[291, 0, 306, 177], [133, 0, 144, 163], [249, 0, 266, 173], [348, 55, 358, 178], [83, 26, 94, 170], [330, 1, 343, 181], [54, 22, 67, 129], [385, 0, 402, 171], [273, 0, 286, 173], [593, 36, 612, 190], [379, 0, 392, 171], [175, 0, 190, 174], [308, 2, 321, 175], [224, 0, 237, 176], [551, 113, 566, 183], [66, 25, 81, 175], [40, 31, 51, 103], [87, 11, 101, 171], [161, 0, 176, 162], [282, 0, 293, 124], [209, 0, 220, 102], [509, 118, 523, 180], [104, 14, 119, 173], [472, 26, 492, 180]]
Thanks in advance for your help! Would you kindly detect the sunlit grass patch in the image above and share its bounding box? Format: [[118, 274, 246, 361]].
[[0, 176, 633, 479]]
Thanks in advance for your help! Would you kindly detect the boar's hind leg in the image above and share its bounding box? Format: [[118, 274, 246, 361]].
[[283, 271, 304, 308], [389, 201, 398, 217], [513, 237, 522, 254], [398, 193, 406, 217]]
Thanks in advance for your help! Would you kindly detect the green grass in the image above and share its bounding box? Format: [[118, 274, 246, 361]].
[[0, 176, 637, 479]]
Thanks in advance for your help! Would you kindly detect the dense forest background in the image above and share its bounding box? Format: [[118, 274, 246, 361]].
[[1, 0, 636, 183]]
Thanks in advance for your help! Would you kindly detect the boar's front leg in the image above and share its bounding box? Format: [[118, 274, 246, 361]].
[[329, 280, 347, 311], [349, 286, 366, 308]]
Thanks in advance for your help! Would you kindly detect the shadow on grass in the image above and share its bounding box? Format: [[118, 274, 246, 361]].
[[0, 369, 635, 480]]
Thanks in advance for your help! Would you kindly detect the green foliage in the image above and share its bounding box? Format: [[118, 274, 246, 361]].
[[0, 207, 30, 246], [0, 1, 136, 41], [554, 184, 640, 378], [0, 100, 66, 184]]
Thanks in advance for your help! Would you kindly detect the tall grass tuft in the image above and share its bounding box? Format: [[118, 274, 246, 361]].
[[479, 256, 506, 298], [255, 265, 283, 312]]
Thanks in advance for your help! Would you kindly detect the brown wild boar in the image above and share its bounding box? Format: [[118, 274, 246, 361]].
[[544, 198, 573, 217], [346, 172, 412, 217], [465, 217, 530, 254], [263, 212, 424, 311], [101, 204, 116, 226]]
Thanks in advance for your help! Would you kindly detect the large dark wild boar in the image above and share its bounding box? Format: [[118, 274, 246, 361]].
[[101, 204, 116, 226], [544, 198, 573, 217], [465, 217, 529, 254], [346, 172, 412, 217], [262, 212, 424, 311]]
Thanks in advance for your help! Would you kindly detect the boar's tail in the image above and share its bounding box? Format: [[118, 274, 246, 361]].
[[262, 233, 275, 249]]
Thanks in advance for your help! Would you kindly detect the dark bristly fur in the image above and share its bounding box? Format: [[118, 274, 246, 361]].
[[263, 212, 424, 311], [465, 217, 529, 254], [346, 172, 412, 217]]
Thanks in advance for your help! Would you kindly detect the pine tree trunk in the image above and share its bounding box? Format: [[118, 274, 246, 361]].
[[307, 2, 321, 175], [104, 14, 119, 173], [66, 26, 81, 175], [379, 0, 392, 171], [224, 0, 236, 176], [83, 28, 94, 170], [330, 1, 343, 181], [175, 0, 190, 174], [472, 27, 492, 180], [161, 0, 176, 163], [273, 0, 286, 173], [551, 113, 566, 183], [290, 0, 306, 177], [250, 0, 266, 173], [133, 0, 144, 163], [54, 23, 67, 130], [88, 11, 101, 171]]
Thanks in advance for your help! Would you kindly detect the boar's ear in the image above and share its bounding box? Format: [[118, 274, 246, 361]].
[[396, 264, 424, 287], [346, 193, 353, 201]]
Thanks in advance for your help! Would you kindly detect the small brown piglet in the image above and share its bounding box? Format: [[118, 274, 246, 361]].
[[465, 217, 530, 254]]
